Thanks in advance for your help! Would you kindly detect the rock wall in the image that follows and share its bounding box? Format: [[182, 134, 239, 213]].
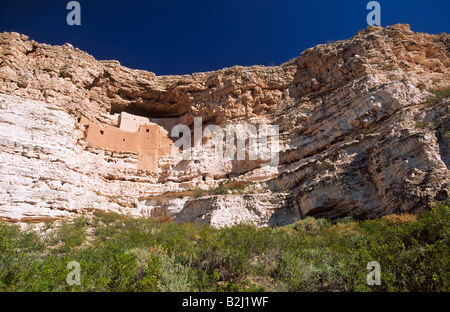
[[0, 24, 449, 225]]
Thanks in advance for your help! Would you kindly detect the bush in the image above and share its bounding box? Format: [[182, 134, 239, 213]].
[[288, 217, 332, 234], [428, 87, 450, 104], [158, 251, 193, 292], [341, 202, 450, 291], [415, 120, 434, 130], [208, 185, 229, 195], [52, 217, 88, 252], [0, 201, 449, 292], [192, 187, 205, 198], [363, 127, 376, 136]]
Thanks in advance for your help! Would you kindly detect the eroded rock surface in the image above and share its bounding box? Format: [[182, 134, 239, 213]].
[[0, 24, 449, 225]]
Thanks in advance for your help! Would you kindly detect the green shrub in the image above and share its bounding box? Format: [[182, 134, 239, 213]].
[[158, 251, 193, 292], [289, 216, 332, 234], [428, 87, 450, 104], [138, 254, 162, 292], [415, 120, 434, 130], [52, 217, 88, 252], [363, 127, 376, 136], [208, 185, 229, 195], [273, 248, 346, 291], [0, 201, 448, 292], [192, 187, 205, 198], [341, 202, 450, 291], [106, 251, 163, 292]]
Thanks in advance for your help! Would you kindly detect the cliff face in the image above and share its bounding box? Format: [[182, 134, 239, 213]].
[[0, 24, 449, 225]]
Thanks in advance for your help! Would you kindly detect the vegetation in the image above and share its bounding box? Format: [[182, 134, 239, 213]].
[[428, 87, 450, 104], [1, 202, 449, 292], [208, 185, 230, 195], [191, 182, 253, 198], [315, 160, 332, 173], [415, 120, 435, 130], [191, 187, 205, 198], [363, 127, 376, 136]]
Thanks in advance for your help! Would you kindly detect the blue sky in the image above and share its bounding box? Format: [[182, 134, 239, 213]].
[[0, 0, 449, 75]]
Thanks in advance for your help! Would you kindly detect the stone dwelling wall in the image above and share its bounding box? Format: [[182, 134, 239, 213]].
[[118, 112, 153, 132], [78, 115, 173, 171], [117, 112, 182, 140]]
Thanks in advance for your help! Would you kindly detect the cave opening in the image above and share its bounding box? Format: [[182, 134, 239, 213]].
[[109, 101, 187, 119]]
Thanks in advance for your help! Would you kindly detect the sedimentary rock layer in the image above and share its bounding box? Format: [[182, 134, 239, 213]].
[[0, 24, 449, 225]]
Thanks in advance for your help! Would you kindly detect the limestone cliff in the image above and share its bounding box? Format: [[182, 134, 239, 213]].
[[0, 24, 449, 225]]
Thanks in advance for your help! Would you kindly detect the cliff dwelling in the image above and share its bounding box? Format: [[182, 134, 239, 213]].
[[78, 112, 175, 171]]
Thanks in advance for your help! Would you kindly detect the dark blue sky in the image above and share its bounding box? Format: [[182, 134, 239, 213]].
[[0, 0, 449, 75]]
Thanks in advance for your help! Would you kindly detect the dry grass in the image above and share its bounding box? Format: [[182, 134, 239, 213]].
[[382, 213, 417, 224]]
